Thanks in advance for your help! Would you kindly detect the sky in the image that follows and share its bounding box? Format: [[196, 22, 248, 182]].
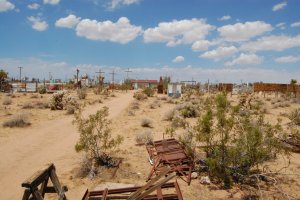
[[0, 0, 300, 83]]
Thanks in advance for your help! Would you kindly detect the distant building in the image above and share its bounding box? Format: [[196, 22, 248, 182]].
[[131, 80, 158, 89], [168, 83, 182, 97]]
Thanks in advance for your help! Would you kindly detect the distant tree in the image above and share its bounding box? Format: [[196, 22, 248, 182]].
[[290, 79, 298, 98], [0, 69, 8, 91]]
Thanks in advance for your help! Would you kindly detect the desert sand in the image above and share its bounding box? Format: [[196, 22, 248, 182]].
[[0, 90, 299, 200]]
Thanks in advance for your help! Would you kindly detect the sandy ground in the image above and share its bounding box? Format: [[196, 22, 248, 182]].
[[0, 91, 133, 200], [0, 91, 300, 200]]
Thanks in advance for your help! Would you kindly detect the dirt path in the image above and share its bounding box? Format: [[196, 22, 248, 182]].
[[0, 92, 133, 200]]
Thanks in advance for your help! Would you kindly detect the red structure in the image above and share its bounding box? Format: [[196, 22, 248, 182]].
[[146, 138, 194, 185]]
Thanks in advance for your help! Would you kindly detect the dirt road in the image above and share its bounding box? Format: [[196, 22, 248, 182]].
[[0, 92, 133, 199]]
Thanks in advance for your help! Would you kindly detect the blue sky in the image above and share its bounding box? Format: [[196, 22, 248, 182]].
[[0, 0, 300, 83]]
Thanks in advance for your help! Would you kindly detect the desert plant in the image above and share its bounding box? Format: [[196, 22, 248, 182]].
[[65, 95, 79, 114], [3, 113, 31, 127], [49, 91, 64, 110], [30, 94, 39, 98], [77, 88, 88, 100], [289, 108, 300, 126], [141, 118, 153, 128], [194, 93, 288, 189], [133, 91, 147, 100], [130, 101, 140, 110], [74, 106, 123, 166], [135, 130, 154, 145], [22, 102, 34, 109], [37, 86, 47, 94], [2, 97, 12, 105], [171, 111, 188, 128], [164, 127, 175, 138], [142, 87, 154, 97]]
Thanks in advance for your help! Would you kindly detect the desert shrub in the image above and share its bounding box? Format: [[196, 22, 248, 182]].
[[194, 93, 288, 189], [77, 88, 88, 100], [135, 130, 153, 145], [3, 113, 31, 127], [74, 106, 123, 166], [289, 108, 300, 126], [133, 91, 147, 100], [110, 93, 116, 97], [65, 95, 79, 114], [130, 101, 140, 110], [171, 111, 188, 128], [142, 87, 154, 97], [158, 96, 167, 101], [35, 101, 49, 109], [149, 100, 160, 109], [2, 97, 12, 105], [164, 127, 175, 138], [164, 109, 175, 121], [141, 118, 153, 128], [22, 102, 34, 109], [180, 103, 199, 118], [49, 91, 64, 110], [37, 86, 47, 94]]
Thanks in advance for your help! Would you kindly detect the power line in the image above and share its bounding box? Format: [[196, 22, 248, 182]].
[[109, 70, 117, 91], [95, 69, 105, 84]]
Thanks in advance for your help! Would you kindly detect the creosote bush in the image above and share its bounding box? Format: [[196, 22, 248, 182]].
[[37, 86, 47, 94], [194, 93, 289, 189], [3, 113, 31, 128], [74, 106, 123, 166], [289, 108, 300, 126]]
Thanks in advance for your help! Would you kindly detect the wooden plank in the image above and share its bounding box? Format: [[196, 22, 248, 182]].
[[128, 167, 170, 200], [101, 188, 108, 200], [40, 176, 49, 197], [134, 172, 176, 200], [32, 188, 43, 200], [22, 163, 54, 189], [22, 189, 31, 200]]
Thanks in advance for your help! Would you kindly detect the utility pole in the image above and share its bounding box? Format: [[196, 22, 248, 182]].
[[76, 68, 80, 89], [95, 69, 105, 84], [109, 70, 116, 91], [18, 66, 23, 82], [124, 68, 132, 79]]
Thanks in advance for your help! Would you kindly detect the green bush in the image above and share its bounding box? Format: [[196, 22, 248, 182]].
[[74, 106, 123, 165], [142, 87, 154, 97], [37, 86, 47, 94]]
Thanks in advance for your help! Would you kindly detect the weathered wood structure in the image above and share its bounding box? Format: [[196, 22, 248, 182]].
[[21, 163, 67, 200], [218, 83, 233, 93], [253, 83, 300, 93], [146, 138, 194, 185], [82, 169, 183, 200]]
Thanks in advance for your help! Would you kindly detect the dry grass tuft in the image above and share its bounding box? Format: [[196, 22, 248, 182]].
[[2, 113, 31, 128], [22, 102, 34, 109], [2, 97, 12, 105], [135, 130, 153, 145], [141, 118, 153, 128]]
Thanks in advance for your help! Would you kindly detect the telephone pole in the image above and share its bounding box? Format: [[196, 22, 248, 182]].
[[124, 68, 132, 79], [109, 70, 116, 91], [95, 69, 105, 84], [18, 66, 23, 82]]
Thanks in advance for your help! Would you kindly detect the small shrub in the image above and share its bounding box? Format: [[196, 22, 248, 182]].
[[2, 97, 12, 105], [3, 113, 31, 127], [135, 130, 153, 145], [171, 112, 188, 128], [65, 95, 79, 114], [289, 108, 300, 126], [35, 101, 49, 109], [133, 92, 147, 101], [22, 102, 34, 109], [77, 88, 87, 100], [164, 109, 175, 121], [131, 101, 140, 110], [141, 118, 153, 128], [37, 86, 47, 94], [142, 87, 154, 97], [49, 91, 64, 110]]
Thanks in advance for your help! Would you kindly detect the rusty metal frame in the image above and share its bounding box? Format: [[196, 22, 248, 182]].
[[81, 181, 183, 200], [146, 138, 194, 185]]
